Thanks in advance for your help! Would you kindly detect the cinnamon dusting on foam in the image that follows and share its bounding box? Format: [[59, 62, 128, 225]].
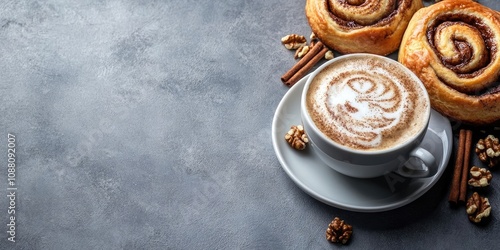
[[307, 57, 428, 150]]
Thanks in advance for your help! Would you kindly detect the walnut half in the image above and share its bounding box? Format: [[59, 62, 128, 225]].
[[281, 34, 307, 50], [466, 192, 491, 224], [324, 50, 334, 60], [326, 217, 353, 244], [285, 125, 308, 150], [294, 45, 309, 59], [476, 134, 500, 168], [468, 166, 492, 188]]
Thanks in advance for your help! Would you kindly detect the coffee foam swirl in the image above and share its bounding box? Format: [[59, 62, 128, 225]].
[[307, 57, 424, 150]]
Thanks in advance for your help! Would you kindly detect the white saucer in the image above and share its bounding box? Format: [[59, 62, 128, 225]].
[[272, 75, 452, 212]]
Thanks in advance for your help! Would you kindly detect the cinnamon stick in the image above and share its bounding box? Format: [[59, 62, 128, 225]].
[[459, 129, 473, 204], [284, 46, 329, 87], [449, 129, 466, 205], [281, 41, 326, 87]]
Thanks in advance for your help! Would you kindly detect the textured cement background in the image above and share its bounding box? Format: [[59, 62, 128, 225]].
[[0, 0, 499, 249]]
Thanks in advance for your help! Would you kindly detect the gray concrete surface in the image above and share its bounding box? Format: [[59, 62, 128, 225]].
[[0, 0, 498, 249]]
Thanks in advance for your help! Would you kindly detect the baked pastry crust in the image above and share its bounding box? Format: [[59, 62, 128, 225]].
[[399, 0, 500, 125], [305, 0, 423, 55]]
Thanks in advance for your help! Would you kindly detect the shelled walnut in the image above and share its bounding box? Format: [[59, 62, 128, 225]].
[[285, 125, 308, 150], [281, 34, 307, 50], [466, 192, 491, 224], [326, 217, 352, 244], [475, 134, 500, 168], [294, 45, 309, 59], [324, 50, 334, 60], [468, 166, 492, 188]]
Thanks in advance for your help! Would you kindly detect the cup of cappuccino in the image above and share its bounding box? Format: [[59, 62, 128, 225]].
[[301, 53, 435, 178]]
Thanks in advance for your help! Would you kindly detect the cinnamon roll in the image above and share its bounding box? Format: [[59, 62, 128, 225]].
[[305, 0, 423, 55], [399, 0, 500, 125]]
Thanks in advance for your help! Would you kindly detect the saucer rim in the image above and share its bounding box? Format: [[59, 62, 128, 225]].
[[271, 74, 453, 212]]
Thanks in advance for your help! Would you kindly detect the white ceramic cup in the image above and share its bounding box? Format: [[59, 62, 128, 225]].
[[301, 53, 436, 178]]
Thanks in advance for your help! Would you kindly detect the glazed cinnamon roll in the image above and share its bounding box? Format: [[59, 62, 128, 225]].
[[305, 0, 423, 55], [399, 0, 500, 125]]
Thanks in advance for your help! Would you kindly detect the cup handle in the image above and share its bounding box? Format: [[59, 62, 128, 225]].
[[395, 147, 436, 178]]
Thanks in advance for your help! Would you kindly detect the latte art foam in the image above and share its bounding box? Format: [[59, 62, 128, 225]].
[[307, 57, 428, 150]]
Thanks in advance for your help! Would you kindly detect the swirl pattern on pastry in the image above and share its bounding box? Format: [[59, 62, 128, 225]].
[[305, 0, 423, 55], [398, 0, 500, 124]]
